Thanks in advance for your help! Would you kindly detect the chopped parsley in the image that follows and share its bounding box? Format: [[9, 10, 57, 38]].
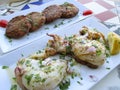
[[8, 38, 12, 43], [25, 60, 31, 67], [12, 77, 16, 82], [105, 45, 110, 51], [19, 59, 25, 65], [93, 28, 98, 32], [39, 60, 44, 68], [71, 72, 77, 79], [66, 46, 71, 53], [52, 58, 57, 61], [80, 77, 83, 80], [36, 50, 42, 54], [10, 84, 17, 90], [25, 74, 33, 85], [2, 66, 9, 69], [59, 55, 65, 59], [59, 79, 70, 90], [34, 74, 46, 83], [54, 24, 58, 28], [45, 27, 49, 30], [77, 81, 81, 85], [70, 59, 77, 67], [21, 54, 24, 57], [106, 67, 110, 70], [63, 2, 69, 6], [44, 66, 54, 74], [68, 20, 72, 23], [106, 53, 110, 57], [58, 21, 64, 26], [106, 61, 109, 63], [92, 44, 98, 48], [96, 50, 102, 56]]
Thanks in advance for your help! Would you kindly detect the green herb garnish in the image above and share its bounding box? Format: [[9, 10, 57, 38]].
[[59, 79, 70, 90], [71, 72, 77, 79], [106, 67, 110, 70], [8, 38, 12, 43], [2, 66, 9, 69], [77, 81, 81, 85], [80, 77, 83, 80], [12, 77, 16, 82], [25, 60, 31, 67], [68, 20, 72, 23], [59, 55, 65, 59], [10, 84, 17, 90], [21, 54, 24, 57], [96, 50, 102, 56], [25, 74, 33, 85], [45, 27, 49, 30], [54, 24, 58, 28], [106, 61, 109, 63], [34, 74, 46, 83]]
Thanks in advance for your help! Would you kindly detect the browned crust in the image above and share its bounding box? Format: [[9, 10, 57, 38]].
[[42, 5, 62, 23], [5, 15, 31, 38], [72, 55, 98, 69], [60, 2, 79, 18], [27, 12, 46, 32]]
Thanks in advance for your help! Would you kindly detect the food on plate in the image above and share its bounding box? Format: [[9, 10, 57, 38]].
[[46, 26, 107, 68], [0, 19, 8, 28], [5, 2, 79, 39], [46, 33, 70, 55], [107, 32, 120, 55], [5, 15, 31, 38], [60, 2, 79, 18], [70, 37, 106, 68], [15, 58, 68, 90], [14, 26, 116, 90], [70, 27, 106, 68], [42, 5, 62, 24], [29, 48, 57, 60], [27, 12, 46, 32], [79, 26, 106, 44]]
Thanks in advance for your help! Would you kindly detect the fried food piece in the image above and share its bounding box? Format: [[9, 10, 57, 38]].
[[5, 15, 31, 39], [42, 5, 62, 23], [27, 12, 46, 32], [60, 2, 79, 18], [107, 32, 120, 55]]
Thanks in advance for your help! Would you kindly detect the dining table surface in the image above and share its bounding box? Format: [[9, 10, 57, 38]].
[[0, 0, 120, 90]]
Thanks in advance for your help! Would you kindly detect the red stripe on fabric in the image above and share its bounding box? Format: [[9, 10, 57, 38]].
[[95, 11, 116, 21], [96, 0, 114, 9]]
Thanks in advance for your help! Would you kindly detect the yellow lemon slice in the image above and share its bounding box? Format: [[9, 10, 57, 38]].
[[107, 32, 120, 55]]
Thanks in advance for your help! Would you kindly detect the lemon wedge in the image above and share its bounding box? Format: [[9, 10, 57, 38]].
[[107, 32, 120, 55]]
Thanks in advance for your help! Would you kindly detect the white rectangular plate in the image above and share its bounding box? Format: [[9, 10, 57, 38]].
[[0, 17, 120, 90], [0, 0, 89, 54]]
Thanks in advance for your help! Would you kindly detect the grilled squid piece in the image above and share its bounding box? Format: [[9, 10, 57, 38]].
[[79, 26, 106, 44], [71, 38, 106, 68], [15, 58, 68, 90], [29, 48, 57, 60], [47, 34, 70, 54]]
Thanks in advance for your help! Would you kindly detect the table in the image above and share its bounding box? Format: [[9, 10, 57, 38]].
[[0, 0, 120, 90]]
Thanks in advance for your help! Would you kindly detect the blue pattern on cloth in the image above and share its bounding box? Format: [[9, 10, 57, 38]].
[[21, 0, 53, 10], [29, 1, 43, 5], [21, 4, 30, 10]]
